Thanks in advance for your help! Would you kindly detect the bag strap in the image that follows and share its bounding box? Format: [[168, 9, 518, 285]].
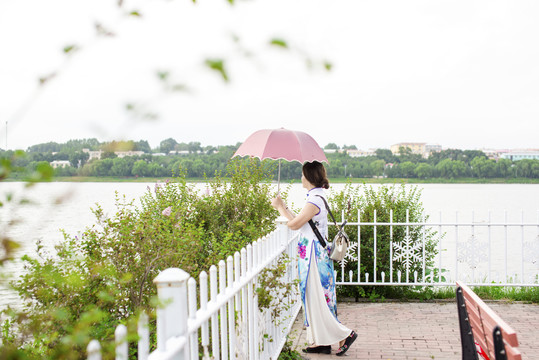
[[315, 195, 348, 236], [308, 219, 327, 248], [316, 195, 338, 228]]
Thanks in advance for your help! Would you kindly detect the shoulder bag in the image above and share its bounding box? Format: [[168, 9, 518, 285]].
[[307, 195, 350, 261]]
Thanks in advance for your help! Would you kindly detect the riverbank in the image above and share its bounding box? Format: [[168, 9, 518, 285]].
[[328, 177, 539, 184], [5, 176, 539, 184]]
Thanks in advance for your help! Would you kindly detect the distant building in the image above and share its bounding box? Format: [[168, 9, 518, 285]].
[[83, 149, 103, 161], [152, 153, 166, 157], [390, 142, 426, 156], [390, 143, 441, 158], [323, 149, 340, 154], [424, 144, 442, 157], [481, 149, 508, 161], [169, 150, 190, 155], [347, 149, 376, 157], [50, 160, 71, 168], [500, 150, 539, 161], [116, 151, 145, 158], [82, 148, 145, 160]]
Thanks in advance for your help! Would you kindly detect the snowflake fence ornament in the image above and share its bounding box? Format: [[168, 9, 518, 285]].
[[523, 235, 539, 267], [332, 209, 539, 287], [393, 235, 423, 278], [457, 234, 488, 277]]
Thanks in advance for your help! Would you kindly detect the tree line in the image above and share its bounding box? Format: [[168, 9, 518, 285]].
[[1, 138, 538, 180]]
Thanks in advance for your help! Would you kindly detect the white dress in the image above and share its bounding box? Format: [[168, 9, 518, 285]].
[[301, 188, 351, 345]]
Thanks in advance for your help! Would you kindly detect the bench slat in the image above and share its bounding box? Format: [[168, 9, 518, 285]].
[[506, 344, 522, 358], [464, 296, 494, 355], [457, 281, 522, 360], [459, 282, 519, 346]]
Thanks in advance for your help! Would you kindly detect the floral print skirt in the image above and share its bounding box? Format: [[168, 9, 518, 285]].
[[297, 235, 339, 325]]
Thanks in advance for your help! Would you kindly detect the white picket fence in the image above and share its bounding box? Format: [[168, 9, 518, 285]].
[[87, 220, 300, 360], [86, 209, 539, 359], [334, 209, 539, 287]]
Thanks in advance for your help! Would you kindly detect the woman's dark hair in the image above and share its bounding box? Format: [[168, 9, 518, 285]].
[[302, 161, 330, 189]]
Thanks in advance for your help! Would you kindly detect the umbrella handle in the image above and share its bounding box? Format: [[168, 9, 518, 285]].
[[277, 159, 281, 194]]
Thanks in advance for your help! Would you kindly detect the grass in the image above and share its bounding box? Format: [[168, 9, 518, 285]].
[[337, 282, 539, 304], [41, 176, 539, 184], [370, 285, 539, 304], [469, 285, 539, 303]]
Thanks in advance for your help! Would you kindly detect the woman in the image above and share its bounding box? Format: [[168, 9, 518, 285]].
[[271, 161, 357, 356]]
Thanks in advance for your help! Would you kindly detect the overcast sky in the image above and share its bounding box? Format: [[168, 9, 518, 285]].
[[1, 0, 538, 151]]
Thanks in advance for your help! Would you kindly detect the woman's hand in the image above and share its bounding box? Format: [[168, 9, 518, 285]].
[[271, 194, 285, 210]]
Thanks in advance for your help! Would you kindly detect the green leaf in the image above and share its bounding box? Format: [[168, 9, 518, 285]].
[[19, 198, 32, 205], [53, 308, 70, 321], [38, 73, 56, 86], [120, 272, 133, 284], [97, 290, 116, 302], [270, 38, 288, 49], [157, 71, 169, 81], [26, 162, 54, 182], [129, 10, 141, 17], [324, 61, 333, 71], [63, 44, 78, 54], [36, 162, 54, 180], [2, 238, 21, 252], [204, 59, 229, 82]]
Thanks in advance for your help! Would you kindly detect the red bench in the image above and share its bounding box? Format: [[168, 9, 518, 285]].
[[456, 281, 522, 360]]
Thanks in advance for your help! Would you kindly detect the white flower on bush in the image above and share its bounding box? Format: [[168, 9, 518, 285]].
[[162, 206, 172, 216]]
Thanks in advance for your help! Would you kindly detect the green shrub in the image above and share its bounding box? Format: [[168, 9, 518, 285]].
[[328, 182, 438, 300], [2, 158, 277, 359]]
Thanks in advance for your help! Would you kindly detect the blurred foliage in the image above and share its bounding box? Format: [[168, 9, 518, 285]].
[[1, 152, 54, 266], [204, 58, 229, 82], [1, 158, 278, 359]]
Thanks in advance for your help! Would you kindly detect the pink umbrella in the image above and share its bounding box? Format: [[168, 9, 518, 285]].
[[233, 128, 328, 191]]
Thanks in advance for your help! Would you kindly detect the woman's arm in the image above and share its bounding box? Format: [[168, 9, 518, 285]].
[[287, 203, 319, 230], [271, 195, 319, 231]]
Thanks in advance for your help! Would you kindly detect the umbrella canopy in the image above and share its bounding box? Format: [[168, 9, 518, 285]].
[[233, 128, 328, 190], [233, 128, 328, 164]]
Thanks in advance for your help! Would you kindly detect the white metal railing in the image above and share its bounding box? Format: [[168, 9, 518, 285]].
[[334, 209, 539, 287], [87, 220, 300, 360]]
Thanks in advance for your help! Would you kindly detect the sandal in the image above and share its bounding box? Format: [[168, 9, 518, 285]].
[[302, 345, 331, 354], [336, 331, 357, 356]]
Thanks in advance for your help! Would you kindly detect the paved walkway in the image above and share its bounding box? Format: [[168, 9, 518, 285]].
[[290, 301, 539, 360]]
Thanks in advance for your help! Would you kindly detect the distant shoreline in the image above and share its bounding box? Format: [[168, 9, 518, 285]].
[[5, 176, 539, 184]]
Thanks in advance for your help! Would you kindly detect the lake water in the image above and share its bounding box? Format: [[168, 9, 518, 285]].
[[1, 181, 539, 309]]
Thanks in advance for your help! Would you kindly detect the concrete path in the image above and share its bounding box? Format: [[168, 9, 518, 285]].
[[290, 301, 539, 360]]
